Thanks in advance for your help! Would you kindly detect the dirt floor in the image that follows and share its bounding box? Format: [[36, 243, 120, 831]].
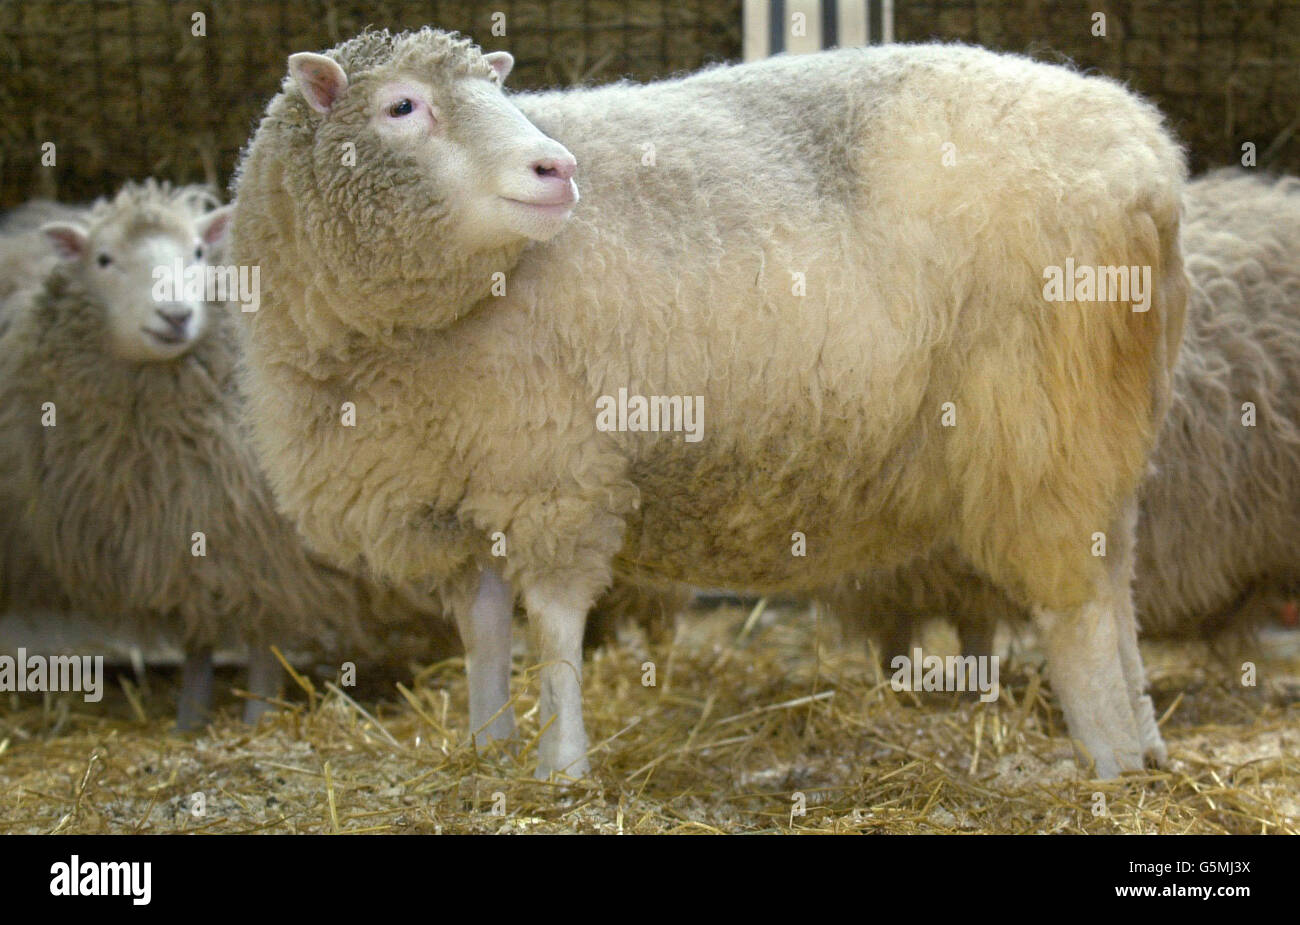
[[1, 602, 1297, 834]]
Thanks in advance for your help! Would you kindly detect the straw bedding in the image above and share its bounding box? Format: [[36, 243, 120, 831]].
[[1, 600, 1295, 834]]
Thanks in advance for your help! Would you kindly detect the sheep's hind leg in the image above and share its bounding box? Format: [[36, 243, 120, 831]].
[[524, 587, 590, 780], [243, 645, 282, 724], [177, 646, 214, 731], [455, 567, 517, 747], [1106, 503, 1167, 766], [1033, 597, 1143, 777], [1116, 607, 1166, 767]]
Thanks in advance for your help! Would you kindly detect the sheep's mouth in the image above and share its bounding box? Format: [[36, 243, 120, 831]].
[[141, 326, 189, 346], [502, 196, 576, 217]]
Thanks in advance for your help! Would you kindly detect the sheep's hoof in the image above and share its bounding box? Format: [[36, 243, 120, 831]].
[[1135, 694, 1168, 768], [176, 648, 214, 731], [474, 712, 518, 747], [175, 705, 210, 732], [1142, 736, 1169, 769], [1078, 734, 1144, 779], [242, 699, 278, 725], [534, 756, 591, 782], [1090, 753, 1140, 779]]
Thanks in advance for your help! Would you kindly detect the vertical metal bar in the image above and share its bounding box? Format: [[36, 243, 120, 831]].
[[821, 0, 837, 48], [770, 0, 785, 53]]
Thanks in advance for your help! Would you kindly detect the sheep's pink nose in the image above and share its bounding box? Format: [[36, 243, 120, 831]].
[[158, 307, 193, 329], [532, 155, 576, 182]]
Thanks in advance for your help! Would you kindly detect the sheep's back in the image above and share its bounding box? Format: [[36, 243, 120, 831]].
[[506, 43, 1184, 593]]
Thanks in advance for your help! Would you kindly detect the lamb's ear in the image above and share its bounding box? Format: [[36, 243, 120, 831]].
[[41, 222, 89, 260], [196, 204, 234, 248], [483, 51, 514, 84], [289, 52, 348, 114]]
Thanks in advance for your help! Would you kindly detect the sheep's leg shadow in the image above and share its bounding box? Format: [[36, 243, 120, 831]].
[[177, 646, 214, 730], [955, 613, 995, 662], [1106, 502, 1167, 766], [523, 586, 590, 780], [874, 611, 916, 668], [1033, 590, 1144, 778], [242, 644, 282, 725], [455, 567, 517, 747]]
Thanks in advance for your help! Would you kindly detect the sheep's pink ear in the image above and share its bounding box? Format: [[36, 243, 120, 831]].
[[41, 222, 88, 260], [483, 51, 514, 83], [196, 205, 233, 247], [289, 52, 348, 114]]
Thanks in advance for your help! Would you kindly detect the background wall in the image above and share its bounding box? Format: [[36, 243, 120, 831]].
[[0, 0, 1296, 208]]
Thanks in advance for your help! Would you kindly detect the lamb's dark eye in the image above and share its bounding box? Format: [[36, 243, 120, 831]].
[[388, 98, 414, 117], [96, 254, 112, 267], [194, 246, 204, 259]]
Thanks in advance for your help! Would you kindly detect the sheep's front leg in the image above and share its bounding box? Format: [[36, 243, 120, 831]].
[[243, 644, 282, 724], [874, 612, 916, 666], [1033, 598, 1143, 777], [523, 587, 590, 779], [455, 567, 516, 746], [177, 646, 214, 730]]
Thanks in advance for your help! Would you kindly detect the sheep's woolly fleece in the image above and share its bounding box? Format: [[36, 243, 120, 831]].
[[0, 200, 85, 615], [235, 29, 1185, 609], [0, 180, 457, 661], [830, 170, 1300, 651], [232, 28, 1186, 775]]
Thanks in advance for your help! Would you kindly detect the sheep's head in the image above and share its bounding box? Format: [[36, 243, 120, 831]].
[[237, 28, 578, 335], [41, 182, 232, 363]]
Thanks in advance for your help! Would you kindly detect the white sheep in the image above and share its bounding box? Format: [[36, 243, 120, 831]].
[[232, 30, 1188, 778], [832, 169, 1300, 658], [0, 180, 458, 727]]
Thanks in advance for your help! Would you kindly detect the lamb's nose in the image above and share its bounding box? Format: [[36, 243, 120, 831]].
[[158, 308, 192, 330], [532, 155, 576, 182]]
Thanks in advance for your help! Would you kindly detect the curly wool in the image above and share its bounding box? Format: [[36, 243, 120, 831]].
[[234, 34, 1187, 614], [834, 169, 1300, 647], [0, 206, 80, 614]]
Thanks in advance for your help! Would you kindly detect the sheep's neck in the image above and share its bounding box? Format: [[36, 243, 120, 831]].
[[289, 241, 525, 361], [34, 278, 237, 406]]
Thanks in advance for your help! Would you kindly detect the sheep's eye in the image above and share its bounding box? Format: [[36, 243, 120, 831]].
[[388, 98, 414, 118], [96, 254, 112, 267], [194, 246, 204, 260]]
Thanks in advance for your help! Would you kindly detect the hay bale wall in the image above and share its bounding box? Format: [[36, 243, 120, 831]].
[[0, 1, 1296, 208], [0, 0, 744, 208]]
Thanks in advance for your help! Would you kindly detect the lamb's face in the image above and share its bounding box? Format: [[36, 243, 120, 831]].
[[288, 44, 578, 254], [42, 205, 231, 363]]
